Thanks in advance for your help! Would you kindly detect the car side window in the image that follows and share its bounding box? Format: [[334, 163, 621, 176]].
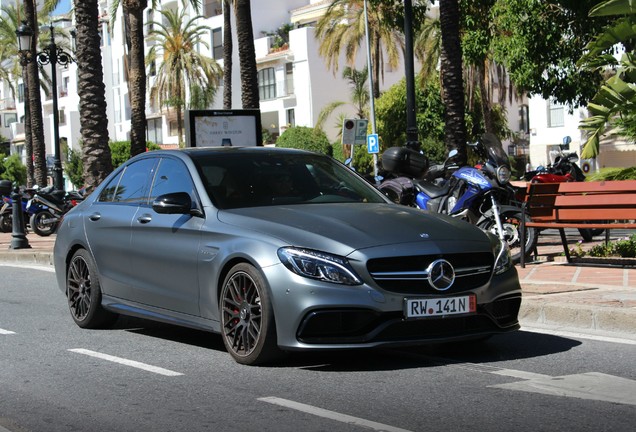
[[148, 157, 196, 203], [110, 158, 157, 203], [98, 171, 124, 202]]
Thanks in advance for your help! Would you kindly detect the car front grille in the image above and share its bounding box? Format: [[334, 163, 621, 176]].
[[367, 253, 494, 295]]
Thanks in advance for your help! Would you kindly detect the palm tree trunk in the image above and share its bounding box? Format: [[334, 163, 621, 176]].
[[439, 0, 467, 165], [124, 0, 148, 156], [75, 0, 113, 191], [21, 69, 34, 187], [223, 0, 233, 109], [478, 65, 495, 134], [372, 33, 381, 99], [24, 0, 47, 187], [235, 0, 259, 109]]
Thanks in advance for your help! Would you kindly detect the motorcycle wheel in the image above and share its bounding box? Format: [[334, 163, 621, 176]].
[[0, 214, 11, 233], [478, 211, 537, 265], [29, 211, 57, 237]]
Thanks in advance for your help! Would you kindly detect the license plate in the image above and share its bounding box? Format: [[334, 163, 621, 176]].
[[404, 295, 476, 319]]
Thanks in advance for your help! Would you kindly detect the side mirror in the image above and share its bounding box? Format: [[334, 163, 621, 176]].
[[152, 192, 193, 215]]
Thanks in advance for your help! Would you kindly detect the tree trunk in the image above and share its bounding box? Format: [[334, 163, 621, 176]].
[[372, 32, 381, 99], [223, 0, 233, 109], [235, 0, 259, 109], [124, 0, 148, 156], [21, 69, 34, 187], [478, 65, 495, 134], [24, 0, 47, 187], [75, 0, 113, 192], [439, 0, 467, 165]]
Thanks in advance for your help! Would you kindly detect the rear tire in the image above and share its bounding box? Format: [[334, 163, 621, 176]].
[[0, 214, 11, 233], [30, 210, 57, 236], [66, 249, 118, 329], [220, 263, 282, 365]]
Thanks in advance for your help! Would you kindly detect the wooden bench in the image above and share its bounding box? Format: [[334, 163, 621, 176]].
[[519, 180, 636, 267]]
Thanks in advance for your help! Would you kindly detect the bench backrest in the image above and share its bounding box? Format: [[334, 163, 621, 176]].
[[524, 180, 636, 223]]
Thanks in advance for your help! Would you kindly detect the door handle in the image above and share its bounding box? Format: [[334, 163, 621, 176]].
[[88, 213, 101, 221], [137, 214, 152, 224]]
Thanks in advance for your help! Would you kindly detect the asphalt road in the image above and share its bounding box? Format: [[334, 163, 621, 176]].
[[1, 264, 635, 432]]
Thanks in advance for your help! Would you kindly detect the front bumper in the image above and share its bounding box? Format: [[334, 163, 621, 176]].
[[264, 264, 521, 351]]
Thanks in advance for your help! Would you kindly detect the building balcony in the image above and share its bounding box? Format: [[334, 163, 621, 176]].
[[0, 98, 16, 110]]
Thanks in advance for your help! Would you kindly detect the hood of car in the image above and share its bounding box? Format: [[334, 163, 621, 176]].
[[217, 203, 490, 256]]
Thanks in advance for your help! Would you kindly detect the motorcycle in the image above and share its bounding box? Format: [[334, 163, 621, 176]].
[[524, 150, 602, 241], [26, 186, 84, 236], [0, 194, 33, 233], [378, 133, 537, 263]]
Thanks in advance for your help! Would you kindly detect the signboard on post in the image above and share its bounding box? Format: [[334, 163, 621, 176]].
[[367, 134, 379, 154], [185, 109, 263, 147], [341, 119, 368, 145]]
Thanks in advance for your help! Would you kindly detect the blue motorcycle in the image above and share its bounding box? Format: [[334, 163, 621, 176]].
[[379, 133, 536, 263]]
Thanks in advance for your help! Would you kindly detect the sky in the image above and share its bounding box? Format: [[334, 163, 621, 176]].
[[52, 0, 71, 15]]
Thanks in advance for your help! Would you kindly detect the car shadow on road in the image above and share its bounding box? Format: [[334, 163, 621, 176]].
[[110, 316, 581, 370], [283, 330, 582, 371]]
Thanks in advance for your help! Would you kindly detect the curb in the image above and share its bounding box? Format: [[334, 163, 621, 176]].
[[0, 251, 54, 267], [519, 298, 636, 337]]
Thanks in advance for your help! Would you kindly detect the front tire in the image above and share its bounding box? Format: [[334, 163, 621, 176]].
[[66, 249, 118, 329], [30, 210, 57, 236], [220, 263, 281, 365], [478, 211, 537, 264]]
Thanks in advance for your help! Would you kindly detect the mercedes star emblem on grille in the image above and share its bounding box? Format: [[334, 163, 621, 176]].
[[426, 259, 455, 291]]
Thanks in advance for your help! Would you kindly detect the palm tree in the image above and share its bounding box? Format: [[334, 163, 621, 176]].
[[146, 7, 223, 146], [439, 0, 467, 164], [315, 66, 370, 131], [315, 0, 404, 99], [75, 0, 114, 190], [223, 0, 233, 109], [109, 0, 204, 156], [0, 4, 33, 186], [235, 0, 258, 108], [23, 0, 48, 187], [578, 0, 636, 159]]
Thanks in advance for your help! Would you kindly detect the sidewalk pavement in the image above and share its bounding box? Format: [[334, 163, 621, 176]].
[[1, 229, 635, 341]]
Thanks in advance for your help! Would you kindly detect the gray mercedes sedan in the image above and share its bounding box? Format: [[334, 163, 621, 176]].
[[53, 147, 521, 365]]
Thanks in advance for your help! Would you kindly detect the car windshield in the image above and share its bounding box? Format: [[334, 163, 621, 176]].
[[192, 151, 388, 209]]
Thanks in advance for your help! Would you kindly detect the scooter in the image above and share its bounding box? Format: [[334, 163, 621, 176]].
[[524, 150, 602, 241], [378, 133, 537, 263], [26, 186, 84, 236]]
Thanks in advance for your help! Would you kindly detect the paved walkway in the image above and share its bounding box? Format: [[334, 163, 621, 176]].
[[0, 229, 635, 340]]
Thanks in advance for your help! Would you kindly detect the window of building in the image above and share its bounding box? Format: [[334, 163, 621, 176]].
[[258, 67, 276, 101], [286, 109, 295, 127], [285, 63, 294, 95], [212, 28, 223, 60], [548, 100, 564, 128], [59, 110, 66, 125], [203, 0, 222, 17], [4, 113, 16, 125], [147, 118, 163, 145], [18, 83, 24, 103], [169, 120, 179, 136]]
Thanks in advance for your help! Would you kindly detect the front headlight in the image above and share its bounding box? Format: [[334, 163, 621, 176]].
[[496, 166, 511, 184], [493, 239, 513, 275], [277, 247, 362, 285]]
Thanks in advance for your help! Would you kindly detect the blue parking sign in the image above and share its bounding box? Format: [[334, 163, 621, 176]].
[[367, 134, 379, 154]]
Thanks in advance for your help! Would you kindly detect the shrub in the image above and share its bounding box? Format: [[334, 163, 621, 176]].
[[585, 166, 636, 181], [275, 126, 332, 155], [0, 154, 27, 186]]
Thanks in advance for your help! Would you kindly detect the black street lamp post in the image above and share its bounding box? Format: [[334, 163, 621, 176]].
[[16, 21, 74, 191]]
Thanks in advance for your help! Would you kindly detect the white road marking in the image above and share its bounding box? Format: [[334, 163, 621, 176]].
[[491, 372, 636, 406], [258, 396, 413, 432], [523, 325, 636, 345], [68, 348, 183, 376], [0, 263, 55, 273], [0, 328, 16, 335]]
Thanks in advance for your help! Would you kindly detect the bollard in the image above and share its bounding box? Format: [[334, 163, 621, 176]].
[[10, 186, 31, 249]]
